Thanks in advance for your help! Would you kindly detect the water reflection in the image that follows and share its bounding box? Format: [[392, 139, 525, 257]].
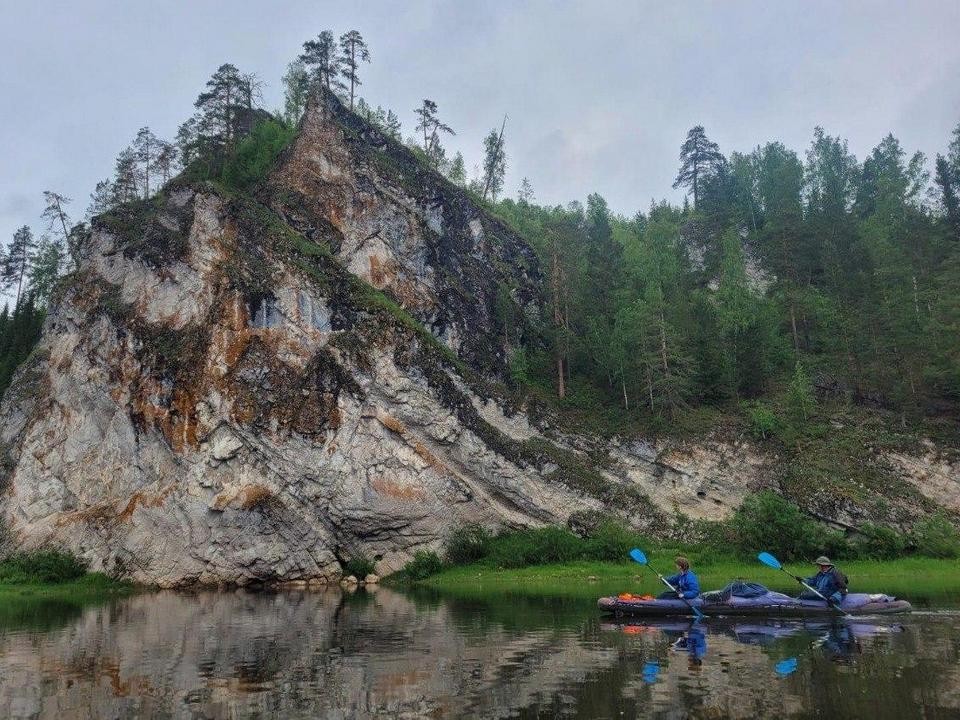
[[0, 588, 956, 719]]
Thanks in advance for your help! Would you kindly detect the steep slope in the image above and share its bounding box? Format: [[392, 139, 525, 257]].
[[0, 98, 954, 586], [268, 95, 542, 377]]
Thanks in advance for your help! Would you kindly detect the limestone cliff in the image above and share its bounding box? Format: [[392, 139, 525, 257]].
[[0, 97, 954, 586]]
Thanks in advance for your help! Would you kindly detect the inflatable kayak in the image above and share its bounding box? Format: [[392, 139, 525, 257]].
[[598, 585, 911, 617]]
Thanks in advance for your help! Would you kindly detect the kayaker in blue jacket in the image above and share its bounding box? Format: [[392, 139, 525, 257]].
[[796, 556, 848, 604], [658, 556, 700, 599]]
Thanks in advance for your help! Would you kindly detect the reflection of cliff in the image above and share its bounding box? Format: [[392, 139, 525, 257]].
[[0, 591, 957, 719], [0, 589, 618, 718]]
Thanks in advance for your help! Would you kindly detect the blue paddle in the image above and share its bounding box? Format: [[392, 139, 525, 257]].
[[629, 548, 705, 620], [774, 657, 798, 677], [641, 660, 660, 684], [757, 552, 850, 617]]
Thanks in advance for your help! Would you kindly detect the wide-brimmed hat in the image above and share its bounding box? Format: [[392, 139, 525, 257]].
[[813, 556, 833, 566]]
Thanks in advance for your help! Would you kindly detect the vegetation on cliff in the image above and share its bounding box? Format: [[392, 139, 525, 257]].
[[1, 27, 957, 559]]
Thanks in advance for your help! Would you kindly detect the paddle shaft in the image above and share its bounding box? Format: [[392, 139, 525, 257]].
[[775, 566, 848, 616]]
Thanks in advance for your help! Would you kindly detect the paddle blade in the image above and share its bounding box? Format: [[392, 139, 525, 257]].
[[757, 552, 782, 570], [775, 657, 798, 677], [641, 661, 660, 684], [629, 548, 648, 565]]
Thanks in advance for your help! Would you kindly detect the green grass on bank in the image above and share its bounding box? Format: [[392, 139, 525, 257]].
[[416, 557, 960, 605], [0, 572, 134, 600], [0, 550, 135, 610], [0, 573, 136, 632]]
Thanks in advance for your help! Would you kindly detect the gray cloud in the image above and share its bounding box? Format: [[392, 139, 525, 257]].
[[2, 0, 959, 251]]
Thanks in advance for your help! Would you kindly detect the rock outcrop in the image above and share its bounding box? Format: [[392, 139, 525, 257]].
[[0, 96, 955, 586]]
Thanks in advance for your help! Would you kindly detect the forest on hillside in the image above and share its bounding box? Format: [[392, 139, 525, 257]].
[[2, 29, 958, 443], [495, 125, 960, 428]]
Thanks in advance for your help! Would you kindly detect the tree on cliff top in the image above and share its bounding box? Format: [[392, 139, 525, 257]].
[[414, 99, 455, 169], [300, 31, 344, 97], [41, 191, 71, 261], [338, 30, 370, 111], [673, 125, 724, 208], [194, 64, 247, 154]]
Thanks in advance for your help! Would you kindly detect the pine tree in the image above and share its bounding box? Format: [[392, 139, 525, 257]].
[[193, 64, 247, 161], [132, 127, 158, 198], [153, 140, 179, 188], [414, 99, 454, 168], [338, 30, 370, 110], [41, 191, 79, 272], [673, 126, 725, 207], [300, 32, 343, 97]]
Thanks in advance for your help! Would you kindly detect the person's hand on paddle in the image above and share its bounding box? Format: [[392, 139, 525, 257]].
[[794, 575, 804, 583]]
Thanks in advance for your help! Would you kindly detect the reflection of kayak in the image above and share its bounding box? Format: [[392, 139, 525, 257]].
[[598, 591, 911, 617], [600, 617, 905, 642]]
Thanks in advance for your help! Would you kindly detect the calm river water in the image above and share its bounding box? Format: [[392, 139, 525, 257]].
[[0, 588, 958, 719]]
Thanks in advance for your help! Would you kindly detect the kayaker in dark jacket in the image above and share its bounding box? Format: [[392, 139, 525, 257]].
[[659, 556, 700, 599], [797, 556, 848, 604]]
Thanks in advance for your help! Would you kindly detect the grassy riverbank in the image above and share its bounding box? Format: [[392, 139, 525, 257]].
[[416, 557, 960, 605], [0, 550, 135, 628], [0, 572, 134, 601]]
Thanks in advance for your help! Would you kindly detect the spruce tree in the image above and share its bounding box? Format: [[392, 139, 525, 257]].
[[481, 123, 507, 201], [28, 235, 64, 307], [4, 226, 37, 306], [518, 177, 534, 204], [934, 155, 960, 240], [448, 152, 466, 186]]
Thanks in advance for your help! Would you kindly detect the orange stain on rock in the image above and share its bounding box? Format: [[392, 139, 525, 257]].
[[370, 477, 427, 501]]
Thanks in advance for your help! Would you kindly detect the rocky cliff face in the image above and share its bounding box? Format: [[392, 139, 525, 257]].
[[0, 98, 953, 586]]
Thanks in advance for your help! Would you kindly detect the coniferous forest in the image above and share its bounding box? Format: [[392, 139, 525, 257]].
[[3, 29, 959, 446], [495, 125, 960, 433]]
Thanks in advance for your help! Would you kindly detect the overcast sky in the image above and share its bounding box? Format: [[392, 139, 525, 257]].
[[2, 0, 960, 247]]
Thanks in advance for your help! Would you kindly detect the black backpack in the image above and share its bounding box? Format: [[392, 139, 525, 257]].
[[832, 568, 849, 595]]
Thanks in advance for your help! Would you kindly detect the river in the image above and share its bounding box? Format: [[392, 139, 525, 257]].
[[0, 588, 957, 718]]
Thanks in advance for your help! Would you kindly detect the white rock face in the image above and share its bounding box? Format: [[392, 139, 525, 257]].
[[0, 98, 950, 587], [0, 184, 779, 586]]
